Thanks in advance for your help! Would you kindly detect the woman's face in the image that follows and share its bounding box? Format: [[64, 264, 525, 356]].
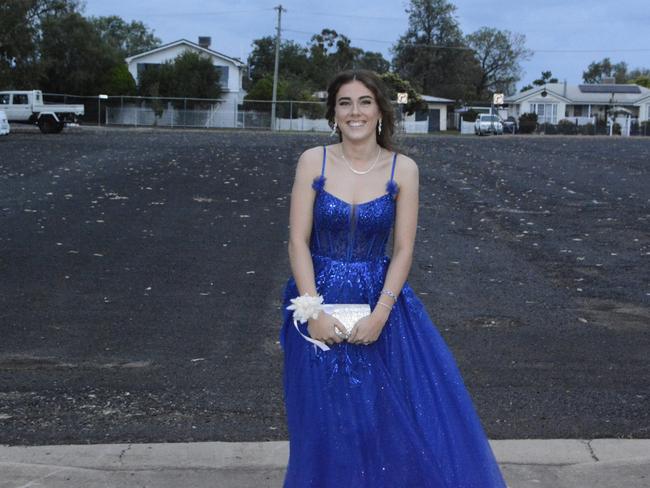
[[334, 80, 381, 142]]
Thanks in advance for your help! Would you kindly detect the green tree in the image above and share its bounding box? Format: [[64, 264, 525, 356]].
[[631, 76, 650, 88], [39, 11, 121, 95], [465, 27, 532, 98], [103, 63, 137, 95], [0, 0, 77, 88], [392, 0, 478, 100], [379, 72, 427, 115], [89, 15, 161, 58], [138, 51, 223, 99], [533, 71, 558, 86], [582, 58, 628, 83], [357, 51, 390, 74], [246, 37, 310, 88]]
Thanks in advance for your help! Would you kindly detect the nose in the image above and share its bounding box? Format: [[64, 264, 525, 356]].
[[350, 102, 361, 115]]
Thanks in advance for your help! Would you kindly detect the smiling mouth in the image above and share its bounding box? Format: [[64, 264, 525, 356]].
[[347, 121, 366, 128]]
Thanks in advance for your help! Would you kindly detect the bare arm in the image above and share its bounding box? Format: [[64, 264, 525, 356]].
[[287, 149, 319, 296], [379, 155, 419, 309]]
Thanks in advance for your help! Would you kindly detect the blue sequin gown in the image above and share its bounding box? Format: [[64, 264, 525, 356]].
[[280, 147, 507, 488]]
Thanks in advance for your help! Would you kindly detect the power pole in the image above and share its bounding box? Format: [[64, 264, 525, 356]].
[[271, 4, 285, 131]]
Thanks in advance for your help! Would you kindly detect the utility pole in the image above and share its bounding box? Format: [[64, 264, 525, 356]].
[[271, 4, 285, 131]]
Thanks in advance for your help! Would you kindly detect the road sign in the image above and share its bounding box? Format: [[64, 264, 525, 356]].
[[493, 93, 504, 105], [397, 92, 408, 104]]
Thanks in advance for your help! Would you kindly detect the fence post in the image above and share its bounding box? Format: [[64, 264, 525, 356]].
[[290, 101, 293, 131]]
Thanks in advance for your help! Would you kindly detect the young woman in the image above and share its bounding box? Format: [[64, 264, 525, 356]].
[[280, 70, 508, 488]]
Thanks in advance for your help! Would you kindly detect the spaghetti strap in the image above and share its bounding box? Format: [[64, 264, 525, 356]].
[[321, 145, 327, 177], [390, 152, 398, 182]]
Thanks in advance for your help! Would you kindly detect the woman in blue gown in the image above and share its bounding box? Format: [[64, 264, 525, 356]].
[[280, 70, 508, 488]]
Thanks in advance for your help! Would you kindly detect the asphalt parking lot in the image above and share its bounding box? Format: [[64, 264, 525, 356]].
[[0, 128, 648, 445]]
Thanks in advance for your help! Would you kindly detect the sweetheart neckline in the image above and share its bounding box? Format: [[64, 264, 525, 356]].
[[320, 188, 392, 207]]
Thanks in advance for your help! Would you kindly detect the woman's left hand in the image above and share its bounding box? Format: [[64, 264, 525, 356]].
[[347, 310, 389, 345]]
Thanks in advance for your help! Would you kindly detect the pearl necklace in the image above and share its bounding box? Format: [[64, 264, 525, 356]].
[[340, 145, 382, 175]]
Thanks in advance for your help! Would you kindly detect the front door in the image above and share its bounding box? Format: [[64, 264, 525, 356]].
[[428, 109, 440, 132]]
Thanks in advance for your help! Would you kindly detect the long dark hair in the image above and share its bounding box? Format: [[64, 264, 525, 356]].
[[325, 70, 395, 151]]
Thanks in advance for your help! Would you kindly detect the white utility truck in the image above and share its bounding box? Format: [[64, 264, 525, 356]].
[[0, 90, 84, 133]]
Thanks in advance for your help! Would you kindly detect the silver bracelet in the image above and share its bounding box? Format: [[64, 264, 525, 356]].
[[376, 301, 393, 312], [381, 289, 398, 303]]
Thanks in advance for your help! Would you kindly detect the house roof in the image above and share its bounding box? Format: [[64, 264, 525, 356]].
[[421, 95, 454, 104], [125, 39, 245, 67], [506, 83, 650, 105]]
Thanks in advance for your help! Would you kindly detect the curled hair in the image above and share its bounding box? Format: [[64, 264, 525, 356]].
[[325, 70, 395, 151]]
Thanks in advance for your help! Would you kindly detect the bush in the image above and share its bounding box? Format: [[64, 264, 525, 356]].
[[462, 109, 479, 122], [578, 122, 595, 135], [539, 122, 557, 135], [612, 122, 621, 135], [557, 119, 578, 135], [640, 121, 650, 136], [518, 112, 537, 134]]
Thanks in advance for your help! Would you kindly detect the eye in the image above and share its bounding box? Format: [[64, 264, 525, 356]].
[[361, 99, 372, 105], [338, 100, 350, 106]]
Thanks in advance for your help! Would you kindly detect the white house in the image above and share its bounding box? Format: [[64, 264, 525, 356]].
[[402, 95, 454, 133], [125, 37, 246, 109], [504, 82, 650, 124]]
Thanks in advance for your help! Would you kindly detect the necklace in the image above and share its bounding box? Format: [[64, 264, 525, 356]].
[[340, 145, 382, 175]]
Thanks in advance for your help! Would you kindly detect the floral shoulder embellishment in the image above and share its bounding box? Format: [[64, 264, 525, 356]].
[[386, 179, 400, 199], [312, 174, 326, 192]]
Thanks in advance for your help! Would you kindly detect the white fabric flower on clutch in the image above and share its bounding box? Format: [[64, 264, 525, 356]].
[[287, 294, 324, 324]]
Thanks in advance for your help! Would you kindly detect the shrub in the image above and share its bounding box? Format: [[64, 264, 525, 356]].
[[579, 122, 595, 135], [640, 121, 650, 136], [462, 109, 479, 122], [612, 122, 621, 135], [539, 122, 557, 135], [557, 119, 577, 135], [518, 112, 537, 134]]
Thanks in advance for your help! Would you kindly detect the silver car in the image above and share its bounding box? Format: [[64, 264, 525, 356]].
[[474, 114, 503, 136]]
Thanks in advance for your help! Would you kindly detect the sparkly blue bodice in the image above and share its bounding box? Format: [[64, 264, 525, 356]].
[[309, 148, 399, 262]]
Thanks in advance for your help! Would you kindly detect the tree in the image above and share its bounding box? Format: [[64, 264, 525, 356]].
[[357, 51, 390, 74], [533, 71, 558, 85], [582, 58, 628, 84], [89, 16, 161, 58], [39, 11, 121, 95], [246, 37, 310, 88], [379, 72, 427, 115], [392, 0, 479, 100], [0, 0, 77, 88], [465, 27, 532, 98], [138, 51, 223, 99]]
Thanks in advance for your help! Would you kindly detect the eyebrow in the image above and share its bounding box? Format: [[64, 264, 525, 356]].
[[337, 95, 375, 102]]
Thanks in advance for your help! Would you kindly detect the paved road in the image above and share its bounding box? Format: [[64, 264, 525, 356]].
[[0, 128, 648, 445]]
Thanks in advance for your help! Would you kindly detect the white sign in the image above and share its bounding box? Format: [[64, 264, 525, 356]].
[[493, 93, 504, 105], [397, 92, 408, 104]]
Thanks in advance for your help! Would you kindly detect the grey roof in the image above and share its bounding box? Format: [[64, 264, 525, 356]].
[[506, 83, 650, 105], [421, 95, 454, 104], [125, 39, 245, 67]]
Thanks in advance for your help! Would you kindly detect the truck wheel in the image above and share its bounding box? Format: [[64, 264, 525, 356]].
[[38, 116, 63, 134]]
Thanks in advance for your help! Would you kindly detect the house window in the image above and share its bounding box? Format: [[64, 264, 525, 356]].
[[215, 66, 229, 88], [531, 103, 558, 124], [137, 63, 160, 80]]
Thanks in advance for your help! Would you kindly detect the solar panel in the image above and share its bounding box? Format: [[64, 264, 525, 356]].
[[579, 85, 641, 94]]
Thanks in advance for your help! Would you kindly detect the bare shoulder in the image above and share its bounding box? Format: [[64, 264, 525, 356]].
[[295, 145, 325, 177], [394, 153, 419, 181]]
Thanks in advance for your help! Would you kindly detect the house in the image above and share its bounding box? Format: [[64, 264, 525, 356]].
[[402, 95, 454, 133], [125, 37, 246, 109], [504, 81, 650, 124]]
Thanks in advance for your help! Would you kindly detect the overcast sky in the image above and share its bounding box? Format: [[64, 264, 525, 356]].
[[83, 0, 649, 90]]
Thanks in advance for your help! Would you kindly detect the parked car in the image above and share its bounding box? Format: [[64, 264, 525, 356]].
[[0, 109, 10, 135], [474, 114, 503, 135], [501, 116, 518, 134], [0, 90, 84, 133]]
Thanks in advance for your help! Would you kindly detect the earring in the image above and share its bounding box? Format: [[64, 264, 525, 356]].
[[378, 118, 382, 135], [330, 121, 338, 137]]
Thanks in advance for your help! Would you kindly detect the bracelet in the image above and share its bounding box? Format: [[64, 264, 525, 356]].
[[381, 289, 398, 303], [376, 301, 393, 312]]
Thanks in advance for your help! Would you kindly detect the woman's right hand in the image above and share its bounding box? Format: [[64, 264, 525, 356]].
[[308, 312, 347, 346]]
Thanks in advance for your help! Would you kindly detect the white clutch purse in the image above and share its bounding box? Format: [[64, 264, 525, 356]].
[[322, 303, 371, 335]]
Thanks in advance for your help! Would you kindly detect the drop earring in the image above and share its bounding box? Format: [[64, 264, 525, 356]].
[[378, 118, 382, 135], [330, 121, 338, 137]]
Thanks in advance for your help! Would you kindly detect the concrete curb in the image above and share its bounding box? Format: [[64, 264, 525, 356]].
[[1, 439, 649, 488]]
